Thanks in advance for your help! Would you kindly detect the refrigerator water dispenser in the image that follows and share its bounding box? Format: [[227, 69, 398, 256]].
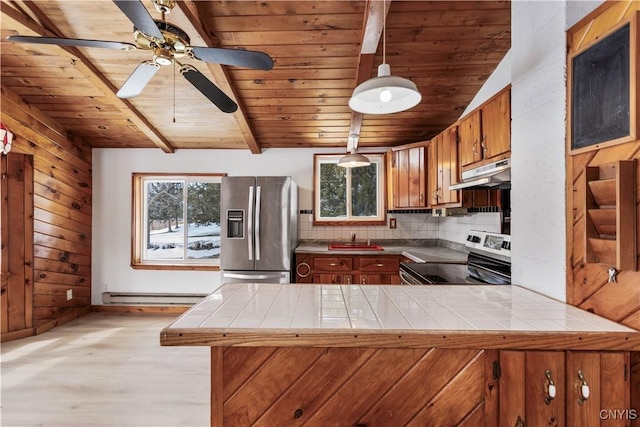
[[226, 210, 244, 238]]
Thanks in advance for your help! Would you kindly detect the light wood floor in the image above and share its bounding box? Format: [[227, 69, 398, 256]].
[[1, 312, 210, 427]]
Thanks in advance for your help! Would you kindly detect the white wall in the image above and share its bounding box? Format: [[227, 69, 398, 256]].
[[509, 1, 569, 300]]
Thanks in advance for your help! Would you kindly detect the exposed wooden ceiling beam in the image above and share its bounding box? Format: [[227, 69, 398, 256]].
[[348, 0, 391, 150], [176, 1, 262, 154], [1, 1, 175, 153]]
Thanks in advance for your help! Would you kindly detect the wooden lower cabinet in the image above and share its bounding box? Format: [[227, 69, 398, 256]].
[[499, 350, 630, 427], [212, 347, 632, 426], [295, 253, 401, 284], [214, 346, 496, 426]]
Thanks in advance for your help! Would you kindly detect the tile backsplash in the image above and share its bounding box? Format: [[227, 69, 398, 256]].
[[298, 212, 501, 245]]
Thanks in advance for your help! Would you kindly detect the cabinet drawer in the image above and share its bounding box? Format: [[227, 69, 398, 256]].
[[313, 257, 353, 271], [357, 256, 400, 272]]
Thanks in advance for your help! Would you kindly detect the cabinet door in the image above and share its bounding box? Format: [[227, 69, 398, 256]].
[[481, 88, 510, 159], [439, 125, 460, 205], [458, 110, 482, 167], [386, 151, 395, 209], [566, 351, 629, 426], [427, 138, 439, 206], [313, 274, 352, 285], [499, 351, 525, 427], [408, 146, 426, 207], [500, 351, 565, 427], [395, 148, 410, 208], [391, 146, 426, 209], [525, 351, 565, 427]]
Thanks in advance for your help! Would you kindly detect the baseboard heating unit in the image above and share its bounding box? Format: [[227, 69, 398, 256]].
[[101, 292, 206, 306]]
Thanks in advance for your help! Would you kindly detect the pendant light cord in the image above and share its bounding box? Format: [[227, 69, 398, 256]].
[[382, 0, 386, 65]]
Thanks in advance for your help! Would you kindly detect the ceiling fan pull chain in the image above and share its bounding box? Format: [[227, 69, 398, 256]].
[[173, 60, 176, 123]]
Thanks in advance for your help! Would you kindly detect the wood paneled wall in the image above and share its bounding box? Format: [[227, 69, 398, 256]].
[[1, 84, 92, 339], [566, 2, 640, 329]]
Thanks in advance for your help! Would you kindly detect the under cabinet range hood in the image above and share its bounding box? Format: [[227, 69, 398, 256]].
[[449, 158, 511, 190]]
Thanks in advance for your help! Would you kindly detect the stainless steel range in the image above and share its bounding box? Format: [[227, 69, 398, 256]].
[[399, 231, 511, 285]]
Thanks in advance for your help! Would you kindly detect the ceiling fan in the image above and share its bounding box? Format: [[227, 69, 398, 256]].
[[7, 0, 274, 113]]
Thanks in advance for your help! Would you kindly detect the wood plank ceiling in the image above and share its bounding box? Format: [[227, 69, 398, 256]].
[[0, 1, 511, 153]]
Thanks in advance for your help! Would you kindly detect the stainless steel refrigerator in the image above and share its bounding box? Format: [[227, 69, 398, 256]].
[[220, 176, 298, 283]]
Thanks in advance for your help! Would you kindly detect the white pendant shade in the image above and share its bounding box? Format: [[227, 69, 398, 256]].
[[337, 151, 370, 168], [349, 64, 421, 114]]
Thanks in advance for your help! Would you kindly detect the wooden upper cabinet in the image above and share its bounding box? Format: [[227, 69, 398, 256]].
[[458, 86, 511, 169], [459, 110, 482, 167], [429, 125, 460, 207], [482, 88, 511, 159], [389, 143, 427, 209]]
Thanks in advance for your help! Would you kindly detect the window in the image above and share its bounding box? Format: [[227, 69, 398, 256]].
[[132, 173, 224, 270], [313, 154, 386, 224]]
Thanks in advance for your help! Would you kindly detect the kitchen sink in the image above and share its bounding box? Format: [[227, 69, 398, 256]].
[[328, 242, 384, 251]]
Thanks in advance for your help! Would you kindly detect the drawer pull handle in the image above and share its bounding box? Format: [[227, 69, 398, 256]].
[[329, 262, 338, 267], [544, 369, 556, 404], [375, 263, 385, 267], [578, 370, 590, 405]]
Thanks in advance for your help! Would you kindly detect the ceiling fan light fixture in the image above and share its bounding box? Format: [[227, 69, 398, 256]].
[[349, 63, 421, 114], [338, 150, 371, 168], [153, 47, 173, 66]]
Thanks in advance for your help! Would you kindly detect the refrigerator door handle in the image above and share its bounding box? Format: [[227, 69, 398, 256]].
[[255, 185, 261, 261], [247, 185, 254, 261]]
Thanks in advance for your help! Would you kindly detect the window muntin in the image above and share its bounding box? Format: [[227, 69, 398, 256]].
[[313, 154, 385, 224]]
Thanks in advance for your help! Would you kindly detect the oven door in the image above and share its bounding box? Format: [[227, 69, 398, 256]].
[[400, 262, 479, 284], [399, 268, 425, 285]]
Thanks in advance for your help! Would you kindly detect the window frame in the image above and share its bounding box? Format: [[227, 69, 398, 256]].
[[313, 153, 386, 225], [131, 173, 225, 271]]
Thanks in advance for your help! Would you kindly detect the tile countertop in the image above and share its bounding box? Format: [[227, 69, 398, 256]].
[[160, 283, 640, 351], [295, 241, 469, 263]]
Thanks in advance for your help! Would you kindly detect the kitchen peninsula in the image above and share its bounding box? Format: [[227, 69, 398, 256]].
[[160, 283, 640, 426]]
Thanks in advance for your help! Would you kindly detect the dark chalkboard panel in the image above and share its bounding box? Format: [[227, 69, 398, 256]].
[[570, 23, 630, 152]]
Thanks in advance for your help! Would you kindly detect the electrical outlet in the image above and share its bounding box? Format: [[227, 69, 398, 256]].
[[66, 289, 73, 300], [389, 218, 397, 229]]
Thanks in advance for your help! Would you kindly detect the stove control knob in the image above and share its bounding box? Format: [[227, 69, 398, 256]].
[[467, 235, 481, 243], [501, 241, 511, 250]]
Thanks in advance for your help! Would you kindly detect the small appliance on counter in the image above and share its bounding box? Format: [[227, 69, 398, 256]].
[[220, 176, 298, 283], [399, 230, 511, 285]]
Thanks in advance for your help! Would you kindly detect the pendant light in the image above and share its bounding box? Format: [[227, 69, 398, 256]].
[[348, 0, 421, 114], [338, 133, 370, 168]]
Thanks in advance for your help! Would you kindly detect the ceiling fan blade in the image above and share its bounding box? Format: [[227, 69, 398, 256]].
[[191, 47, 274, 71], [117, 61, 160, 98], [180, 65, 238, 113], [7, 35, 136, 50], [113, 0, 165, 42]]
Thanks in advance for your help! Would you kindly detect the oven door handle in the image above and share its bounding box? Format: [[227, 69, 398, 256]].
[[399, 269, 425, 285]]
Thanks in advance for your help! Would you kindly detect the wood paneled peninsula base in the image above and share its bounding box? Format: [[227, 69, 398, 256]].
[[160, 284, 640, 427]]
